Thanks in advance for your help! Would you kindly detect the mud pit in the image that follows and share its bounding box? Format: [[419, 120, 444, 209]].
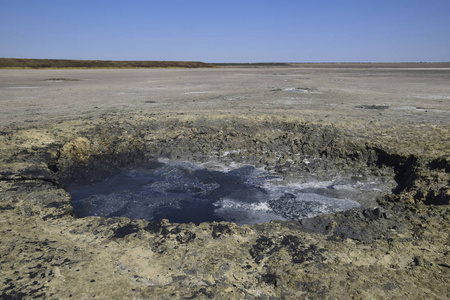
[[1, 67, 449, 299], [66, 160, 390, 225], [62, 127, 395, 226]]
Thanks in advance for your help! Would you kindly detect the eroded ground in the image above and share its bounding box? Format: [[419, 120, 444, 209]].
[[0, 67, 449, 299]]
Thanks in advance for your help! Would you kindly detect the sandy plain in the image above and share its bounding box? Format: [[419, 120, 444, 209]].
[[1, 67, 449, 125], [0, 67, 449, 299], [1, 67, 449, 155]]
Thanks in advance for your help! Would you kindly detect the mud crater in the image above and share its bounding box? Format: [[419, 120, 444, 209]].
[[57, 118, 399, 225], [65, 159, 395, 225]]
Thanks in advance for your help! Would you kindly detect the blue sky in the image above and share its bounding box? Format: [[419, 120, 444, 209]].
[[1, 0, 449, 62]]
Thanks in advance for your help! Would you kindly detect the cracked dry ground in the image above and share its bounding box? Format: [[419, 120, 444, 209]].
[[0, 67, 449, 299]]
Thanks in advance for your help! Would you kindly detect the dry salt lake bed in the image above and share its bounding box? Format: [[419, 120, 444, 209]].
[[0, 66, 449, 299]]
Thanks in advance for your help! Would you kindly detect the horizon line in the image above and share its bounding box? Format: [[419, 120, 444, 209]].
[[2, 57, 450, 64]]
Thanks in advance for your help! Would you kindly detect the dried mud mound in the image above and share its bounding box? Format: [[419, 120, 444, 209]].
[[1, 115, 449, 299]]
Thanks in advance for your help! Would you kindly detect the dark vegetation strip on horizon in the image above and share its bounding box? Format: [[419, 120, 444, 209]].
[[1, 58, 449, 69], [0, 58, 215, 69]]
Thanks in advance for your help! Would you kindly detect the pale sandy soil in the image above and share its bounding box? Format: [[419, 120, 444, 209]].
[[0, 67, 449, 299], [1, 67, 449, 126]]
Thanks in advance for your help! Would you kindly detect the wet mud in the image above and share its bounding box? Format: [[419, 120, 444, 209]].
[[0, 67, 449, 299]]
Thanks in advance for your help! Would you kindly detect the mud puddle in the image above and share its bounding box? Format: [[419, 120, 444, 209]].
[[66, 159, 393, 225]]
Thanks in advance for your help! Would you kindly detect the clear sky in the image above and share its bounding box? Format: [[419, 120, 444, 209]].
[[1, 0, 449, 63]]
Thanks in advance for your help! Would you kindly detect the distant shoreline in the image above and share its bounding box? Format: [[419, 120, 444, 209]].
[[1, 58, 449, 69], [212, 62, 450, 68], [0, 58, 215, 69]]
